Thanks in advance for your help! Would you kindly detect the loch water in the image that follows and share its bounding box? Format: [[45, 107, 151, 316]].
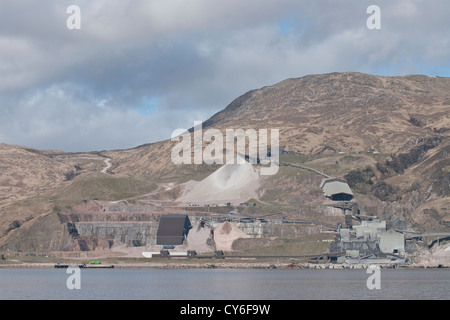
[[0, 268, 448, 300]]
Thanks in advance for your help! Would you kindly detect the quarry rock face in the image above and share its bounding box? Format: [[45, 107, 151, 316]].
[[75, 222, 159, 250]]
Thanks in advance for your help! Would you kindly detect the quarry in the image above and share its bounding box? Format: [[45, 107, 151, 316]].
[[1, 73, 449, 268], [2, 152, 448, 269]]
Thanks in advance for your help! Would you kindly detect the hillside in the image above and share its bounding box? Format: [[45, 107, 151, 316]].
[[0, 72, 449, 256], [106, 72, 450, 179], [0, 144, 72, 206], [102, 72, 450, 232]]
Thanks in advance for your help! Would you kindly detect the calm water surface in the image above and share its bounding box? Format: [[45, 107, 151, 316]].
[[0, 268, 448, 300]]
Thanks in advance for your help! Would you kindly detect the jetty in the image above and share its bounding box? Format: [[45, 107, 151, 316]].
[[54, 263, 114, 269]]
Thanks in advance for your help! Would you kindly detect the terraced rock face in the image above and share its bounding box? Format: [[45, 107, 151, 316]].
[[74, 222, 159, 250]]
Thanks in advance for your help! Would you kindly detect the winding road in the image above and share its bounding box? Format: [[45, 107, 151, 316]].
[[281, 162, 330, 178], [101, 158, 112, 174]]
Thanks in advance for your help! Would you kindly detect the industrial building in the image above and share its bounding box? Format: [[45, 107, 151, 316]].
[[156, 214, 192, 247], [331, 217, 406, 263], [320, 177, 354, 201], [352, 220, 386, 241], [378, 229, 405, 255]]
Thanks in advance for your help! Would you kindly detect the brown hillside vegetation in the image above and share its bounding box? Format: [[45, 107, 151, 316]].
[[0, 72, 449, 254], [106, 72, 450, 180]]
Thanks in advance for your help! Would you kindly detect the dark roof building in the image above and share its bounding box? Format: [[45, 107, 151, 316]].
[[156, 214, 192, 246], [320, 177, 354, 201]]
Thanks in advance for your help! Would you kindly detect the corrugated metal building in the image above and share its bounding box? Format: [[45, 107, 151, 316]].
[[378, 230, 405, 254], [156, 214, 192, 246], [353, 220, 386, 240], [320, 177, 354, 201]]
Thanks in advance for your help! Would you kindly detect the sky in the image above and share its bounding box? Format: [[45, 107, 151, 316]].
[[1, 0, 449, 152]]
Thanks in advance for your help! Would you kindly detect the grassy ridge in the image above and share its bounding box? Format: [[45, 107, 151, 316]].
[[50, 174, 157, 206]]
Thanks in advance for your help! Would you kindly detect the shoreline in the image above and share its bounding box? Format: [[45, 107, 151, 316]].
[[0, 261, 448, 270]]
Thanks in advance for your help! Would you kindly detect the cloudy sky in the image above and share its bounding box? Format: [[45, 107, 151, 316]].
[[1, 0, 449, 152]]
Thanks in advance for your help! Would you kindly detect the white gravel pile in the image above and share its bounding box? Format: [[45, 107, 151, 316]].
[[177, 156, 261, 205]]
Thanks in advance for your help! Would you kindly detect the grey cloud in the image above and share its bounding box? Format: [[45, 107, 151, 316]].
[[0, 0, 449, 151]]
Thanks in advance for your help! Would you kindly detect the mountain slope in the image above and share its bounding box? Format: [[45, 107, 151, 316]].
[[0, 72, 449, 252], [0, 144, 72, 206], [107, 72, 450, 180], [203, 72, 449, 154], [105, 72, 449, 234]]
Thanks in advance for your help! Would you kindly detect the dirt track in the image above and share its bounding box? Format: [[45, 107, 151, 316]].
[[101, 158, 112, 174]]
